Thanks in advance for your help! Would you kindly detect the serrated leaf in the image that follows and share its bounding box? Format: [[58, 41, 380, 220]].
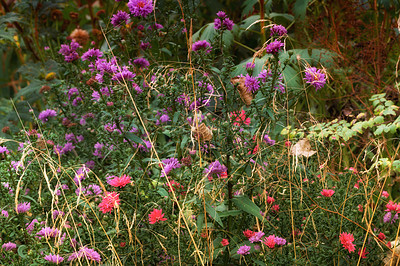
[[242, 0, 258, 17], [393, 160, 400, 173], [232, 196, 263, 220]]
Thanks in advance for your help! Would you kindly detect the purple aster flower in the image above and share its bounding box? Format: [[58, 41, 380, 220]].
[[257, 69, 272, 83], [38, 109, 57, 123], [111, 10, 130, 27], [223, 18, 234, 31], [61, 142, 75, 154], [81, 48, 103, 62], [392, 213, 399, 224], [1, 209, 9, 217], [100, 86, 113, 96], [68, 246, 101, 262], [44, 254, 64, 264], [203, 160, 227, 178], [270, 24, 287, 36], [237, 245, 251, 255], [0, 146, 9, 154], [245, 62, 255, 70], [2, 242, 17, 251], [133, 58, 150, 69], [249, 231, 265, 243], [91, 91, 100, 101], [304, 67, 326, 91], [86, 184, 102, 195], [275, 236, 287, 246], [159, 114, 170, 123], [383, 212, 392, 223], [161, 157, 181, 177], [93, 142, 105, 158], [58, 41, 80, 62], [263, 134, 275, 146], [52, 210, 65, 219], [65, 133, 76, 142], [26, 219, 38, 233], [36, 227, 60, 238], [265, 40, 284, 54], [216, 11, 227, 18], [128, 0, 153, 17], [244, 74, 260, 93], [138, 139, 152, 152], [112, 69, 136, 82], [214, 11, 234, 31], [16, 202, 31, 213], [192, 40, 212, 53], [140, 41, 151, 50], [11, 160, 24, 173], [214, 18, 222, 30]]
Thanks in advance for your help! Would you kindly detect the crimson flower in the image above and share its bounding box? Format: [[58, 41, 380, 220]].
[[108, 174, 132, 188], [339, 232, 355, 253], [321, 189, 335, 197], [149, 208, 167, 224], [221, 238, 229, 246], [98, 192, 120, 214]]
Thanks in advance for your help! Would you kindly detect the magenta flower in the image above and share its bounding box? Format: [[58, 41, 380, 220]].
[[36, 227, 60, 238], [214, 11, 234, 31], [270, 24, 287, 36], [192, 40, 212, 53], [1, 210, 9, 217], [81, 48, 103, 61], [38, 109, 57, 123], [2, 242, 17, 251], [304, 67, 326, 91], [111, 10, 130, 27], [128, 0, 153, 17], [133, 58, 150, 69], [16, 202, 31, 213], [321, 189, 335, 197], [44, 254, 64, 264], [237, 245, 251, 255], [26, 219, 38, 234], [244, 74, 260, 93], [68, 246, 101, 262], [265, 40, 284, 54], [58, 41, 80, 62], [263, 134, 276, 146], [0, 146, 9, 154], [249, 231, 265, 243], [161, 158, 181, 177]]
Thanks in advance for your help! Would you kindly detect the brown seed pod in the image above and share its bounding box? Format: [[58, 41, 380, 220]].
[[192, 123, 212, 142], [50, 9, 63, 21], [70, 28, 89, 46], [92, 29, 103, 41], [69, 12, 79, 20], [2, 126, 10, 133], [231, 77, 252, 106]]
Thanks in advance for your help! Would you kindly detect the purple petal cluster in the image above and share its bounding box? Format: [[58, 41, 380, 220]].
[[111, 10, 130, 27], [263, 135, 276, 146], [38, 109, 57, 123], [44, 254, 64, 264], [204, 160, 227, 178], [128, 0, 153, 17], [68, 246, 101, 262], [192, 40, 212, 53], [213, 11, 234, 31], [26, 219, 38, 233], [161, 157, 181, 177], [2, 242, 17, 251], [16, 202, 31, 213], [270, 24, 287, 36], [133, 58, 150, 69], [81, 48, 103, 62], [275, 236, 287, 246], [244, 74, 260, 93], [237, 245, 251, 255], [36, 227, 60, 238], [249, 231, 265, 243], [265, 40, 284, 54], [0, 146, 9, 154], [58, 41, 80, 62], [304, 67, 326, 91]]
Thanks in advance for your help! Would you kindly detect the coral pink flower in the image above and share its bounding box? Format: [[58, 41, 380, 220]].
[[385, 201, 400, 212], [378, 232, 386, 241], [267, 196, 275, 204], [149, 208, 167, 224], [358, 247, 368, 258], [221, 238, 229, 246], [272, 204, 280, 212], [339, 232, 355, 253], [98, 192, 120, 213], [321, 189, 335, 197], [382, 191, 389, 198], [243, 229, 255, 239], [108, 174, 131, 188], [229, 110, 251, 126], [263, 235, 276, 248]]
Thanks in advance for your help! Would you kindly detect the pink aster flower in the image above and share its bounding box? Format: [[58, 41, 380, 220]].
[[149, 208, 167, 224], [263, 235, 276, 248], [36, 227, 60, 238], [270, 24, 287, 36], [16, 202, 31, 213], [44, 254, 64, 264], [249, 231, 265, 243], [38, 109, 57, 123], [128, 0, 153, 17], [2, 242, 17, 251], [321, 189, 335, 197], [192, 40, 212, 53], [304, 67, 326, 91], [229, 110, 251, 126], [98, 192, 120, 213], [382, 191, 389, 198], [68, 246, 101, 262], [111, 10, 130, 27], [237, 245, 251, 255], [221, 238, 229, 246], [339, 232, 355, 253], [108, 174, 132, 188]]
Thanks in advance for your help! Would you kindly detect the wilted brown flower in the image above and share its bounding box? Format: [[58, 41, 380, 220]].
[[192, 123, 213, 142], [69, 12, 79, 20], [70, 28, 89, 46], [181, 156, 192, 166], [86, 77, 96, 86], [2, 126, 10, 133], [92, 29, 103, 41], [96, 10, 106, 17], [50, 9, 63, 21], [231, 77, 253, 106], [40, 85, 51, 93]]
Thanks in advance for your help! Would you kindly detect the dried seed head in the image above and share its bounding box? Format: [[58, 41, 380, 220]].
[[2, 126, 10, 133], [40, 85, 51, 93], [50, 9, 63, 21], [69, 12, 79, 20], [70, 28, 89, 46], [192, 123, 212, 142]]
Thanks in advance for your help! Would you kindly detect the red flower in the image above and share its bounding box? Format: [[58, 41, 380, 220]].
[[267, 196, 275, 204], [321, 189, 335, 197], [358, 247, 369, 258], [272, 204, 280, 212], [120, 242, 126, 247], [220, 172, 228, 179], [339, 232, 355, 253], [98, 192, 120, 213], [221, 239, 229, 246], [378, 232, 386, 241], [357, 204, 363, 212], [243, 229, 255, 239], [263, 235, 275, 249], [149, 208, 167, 224], [108, 174, 131, 188], [229, 110, 251, 126]]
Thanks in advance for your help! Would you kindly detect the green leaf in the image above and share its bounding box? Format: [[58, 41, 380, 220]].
[[373, 116, 385, 124], [180, 135, 189, 150], [157, 187, 169, 197], [205, 202, 223, 227], [14, 80, 43, 101], [219, 210, 242, 218], [232, 196, 263, 220], [160, 47, 172, 57], [293, 0, 310, 20], [0, 28, 16, 42], [125, 132, 146, 146], [17, 245, 28, 259], [393, 160, 400, 173], [241, 0, 258, 17], [269, 12, 295, 22]]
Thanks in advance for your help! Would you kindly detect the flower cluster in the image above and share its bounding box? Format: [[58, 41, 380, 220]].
[[192, 40, 212, 53], [339, 232, 355, 253], [149, 208, 167, 224], [304, 67, 326, 91], [68, 246, 101, 262], [213, 11, 234, 31], [98, 192, 120, 213], [128, 0, 153, 17]]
